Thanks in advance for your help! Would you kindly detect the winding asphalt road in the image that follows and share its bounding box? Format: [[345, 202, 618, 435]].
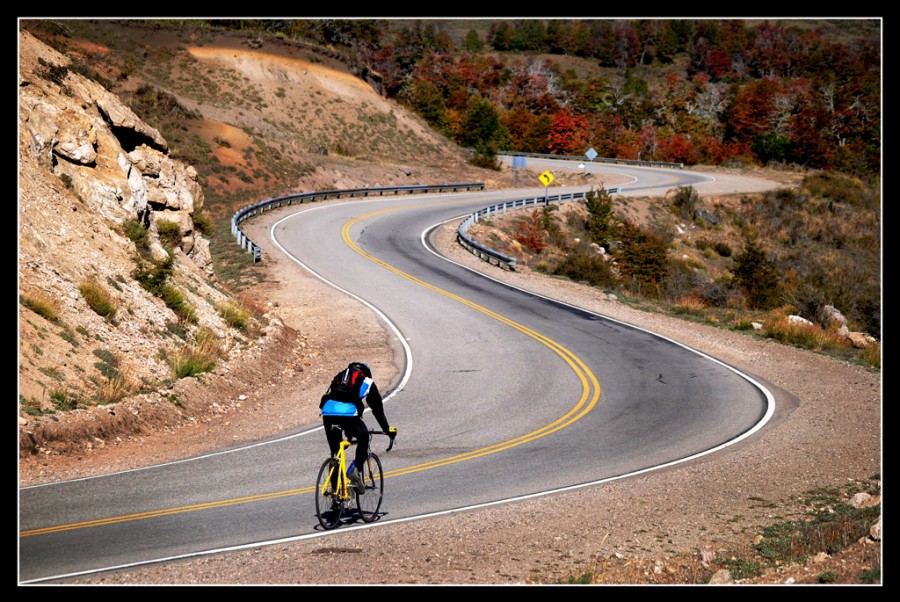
[[18, 161, 774, 584]]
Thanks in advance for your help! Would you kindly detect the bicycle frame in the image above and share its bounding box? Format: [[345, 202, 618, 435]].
[[320, 439, 355, 502]]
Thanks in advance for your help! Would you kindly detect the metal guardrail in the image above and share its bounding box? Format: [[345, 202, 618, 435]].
[[457, 187, 620, 271], [231, 183, 486, 262], [498, 150, 683, 170]]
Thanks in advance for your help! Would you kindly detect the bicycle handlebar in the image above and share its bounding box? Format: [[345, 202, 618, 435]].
[[370, 428, 397, 452], [333, 426, 397, 452]]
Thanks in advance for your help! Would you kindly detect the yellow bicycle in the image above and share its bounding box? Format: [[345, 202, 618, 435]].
[[315, 427, 396, 530]]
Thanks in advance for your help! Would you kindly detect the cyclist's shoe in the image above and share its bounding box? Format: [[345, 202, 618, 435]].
[[347, 466, 365, 494]]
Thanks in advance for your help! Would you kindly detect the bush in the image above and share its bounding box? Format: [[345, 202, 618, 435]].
[[513, 210, 549, 253], [552, 249, 618, 288], [582, 187, 616, 246], [217, 299, 250, 330], [614, 220, 671, 297], [93, 348, 121, 380], [731, 239, 781, 310], [860, 342, 880, 369], [123, 218, 149, 249], [169, 327, 220, 378], [156, 218, 183, 249], [713, 242, 732, 257], [671, 186, 700, 221], [79, 278, 117, 320], [192, 210, 214, 236], [160, 284, 197, 323], [49, 389, 78, 412], [95, 373, 136, 405], [133, 256, 174, 296]]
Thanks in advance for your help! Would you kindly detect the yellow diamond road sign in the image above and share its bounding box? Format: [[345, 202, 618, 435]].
[[539, 171, 554, 186]]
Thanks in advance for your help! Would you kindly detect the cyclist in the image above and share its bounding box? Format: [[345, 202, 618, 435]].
[[319, 361, 394, 493]]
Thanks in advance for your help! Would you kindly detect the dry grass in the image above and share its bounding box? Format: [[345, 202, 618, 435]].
[[762, 311, 854, 351], [20, 289, 61, 322]]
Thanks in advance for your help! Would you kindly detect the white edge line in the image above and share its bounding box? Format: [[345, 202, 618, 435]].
[[20, 433, 770, 585], [421, 215, 776, 448], [21, 201, 415, 492], [20, 195, 775, 586]]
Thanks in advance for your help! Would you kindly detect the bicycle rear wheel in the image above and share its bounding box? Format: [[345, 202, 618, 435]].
[[315, 457, 343, 530], [356, 452, 383, 522]]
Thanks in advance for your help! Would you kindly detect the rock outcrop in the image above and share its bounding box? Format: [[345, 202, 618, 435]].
[[17, 30, 263, 446]]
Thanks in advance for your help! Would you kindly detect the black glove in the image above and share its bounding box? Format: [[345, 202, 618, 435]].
[[388, 427, 397, 440]]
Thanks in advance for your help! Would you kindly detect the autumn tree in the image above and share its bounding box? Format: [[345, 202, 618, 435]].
[[548, 109, 589, 155], [514, 209, 548, 253], [503, 105, 552, 153]]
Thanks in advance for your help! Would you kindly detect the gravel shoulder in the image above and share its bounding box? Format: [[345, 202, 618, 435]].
[[24, 178, 882, 586]]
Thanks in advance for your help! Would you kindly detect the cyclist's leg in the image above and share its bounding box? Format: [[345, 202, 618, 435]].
[[323, 416, 343, 488], [349, 417, 369, 467], [323, 416, 343, 455]]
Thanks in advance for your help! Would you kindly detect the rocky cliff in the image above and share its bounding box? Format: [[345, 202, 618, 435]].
[[18, 30, 270, 453]]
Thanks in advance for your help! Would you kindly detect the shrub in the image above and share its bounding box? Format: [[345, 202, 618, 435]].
[[133, 256, 174, 296], [123, 218, 149, 248], [169, 327, 220, 378], [93, 348, 121, 380], [582, 187, 616, 246], [514, 210, 549, 253], [20, 291, 61, 322], [161, 284, 197, 323], [860, 566, 881, 584], [36, 57, 68, 86], [664, 257, 706, 304], [94, 373, 135, 406], [49, 389, 78, 412], [156, 218, 183, 249], [79, 278, 117, 320], [192, 210, 214, 236], [671, 185, 700, 221], [713, 242, 732, 257], [20, 395, 44, 417], [673, 294, 708, 317], [755, 500, 879, 567], [552, 250, 618, 288], [731, 238, 781, 310], [860, 342, 880, 369], [614, 220, 671, 297], [217, 299, 250, 330]]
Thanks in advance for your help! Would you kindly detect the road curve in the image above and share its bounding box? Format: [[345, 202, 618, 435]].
[[19, 162, 773, 584]]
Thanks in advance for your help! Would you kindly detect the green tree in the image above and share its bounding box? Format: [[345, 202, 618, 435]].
[[732, 238, 782, 309], [462, 29, 483, 53], [615, 220, 670, 297], [405, 79, 450, 132], [582, 187, 616, 247], [460, 96, 512, 152]]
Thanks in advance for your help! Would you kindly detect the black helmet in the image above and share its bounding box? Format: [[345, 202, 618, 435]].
[[348, 361, 371, 377]]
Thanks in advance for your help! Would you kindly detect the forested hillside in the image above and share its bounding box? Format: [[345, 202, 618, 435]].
[[216, 18, 880, 177]]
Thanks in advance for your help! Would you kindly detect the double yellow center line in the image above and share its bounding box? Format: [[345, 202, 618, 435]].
[[22, 200, 601, 537]]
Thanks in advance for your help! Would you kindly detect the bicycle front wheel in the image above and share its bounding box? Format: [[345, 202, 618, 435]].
[[315, 457, 343, 530], [356, 452, 383, 523]]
